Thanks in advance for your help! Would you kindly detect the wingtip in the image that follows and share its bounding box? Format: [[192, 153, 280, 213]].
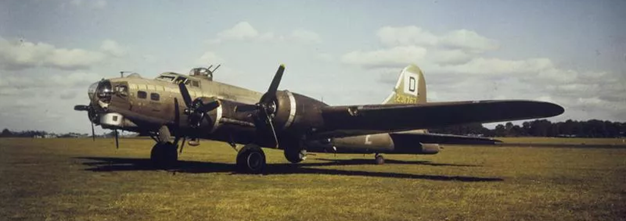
[[542, 101, 565, 117]]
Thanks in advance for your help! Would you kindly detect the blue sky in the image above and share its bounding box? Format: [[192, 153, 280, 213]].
[[0, 0, 624, 133]]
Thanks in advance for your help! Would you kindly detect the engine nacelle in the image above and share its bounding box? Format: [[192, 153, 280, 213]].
[[271, 91, 327, 134]]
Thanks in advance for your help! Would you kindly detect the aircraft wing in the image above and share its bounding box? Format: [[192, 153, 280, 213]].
[[314, 100, 564, 138]]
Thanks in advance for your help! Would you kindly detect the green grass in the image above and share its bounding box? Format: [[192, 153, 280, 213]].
[[1, 138, 625, 220]]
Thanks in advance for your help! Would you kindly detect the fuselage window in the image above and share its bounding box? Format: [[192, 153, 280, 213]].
[[150, 93, 160, 101], [191, 81, 199, 87], [137, 91, 147, 99]]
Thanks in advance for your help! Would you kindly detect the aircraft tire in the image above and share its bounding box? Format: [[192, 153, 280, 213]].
[[236, 144, 266, 174], [284, 148, 306, 164], [150, 142, 178, 169], [375, 154, 385, 165]]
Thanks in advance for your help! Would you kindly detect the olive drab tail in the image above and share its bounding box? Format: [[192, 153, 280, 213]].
[[382, 64, 427, 105], [383, 64, 429, 134]]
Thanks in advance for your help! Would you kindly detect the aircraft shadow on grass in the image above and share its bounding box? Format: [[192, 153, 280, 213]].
[[313, 158, 482, 167], [77, 157, 502, 182]]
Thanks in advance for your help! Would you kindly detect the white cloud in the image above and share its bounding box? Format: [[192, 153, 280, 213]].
[[428, 49, 472, 65], [341, 46, 427, 68], [0, 72, 101, 91], [209, 21, 321, 44], [94, 0, 107, 9], [0, 37, 107, 70], [376, 26, 498, 53], [342, 26, 500, 69], [377, 26, 438, 46], [100, 39, 127, 57], [196, 51, 224, 66], [213, 22, 259, 43], [289, 29, 322, 43], [341, 25, 625, 122], [68, 0, 107, 9], [439, 29, 499, 53]]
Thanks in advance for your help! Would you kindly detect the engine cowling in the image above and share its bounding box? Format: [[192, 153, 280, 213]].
[[270, 90, 327, 134]]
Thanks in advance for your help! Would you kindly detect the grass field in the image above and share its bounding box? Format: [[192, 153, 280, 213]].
[[1, 138, 625, 220]]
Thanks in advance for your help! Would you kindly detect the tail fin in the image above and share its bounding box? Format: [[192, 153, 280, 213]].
[[382, 64, 427, 104]]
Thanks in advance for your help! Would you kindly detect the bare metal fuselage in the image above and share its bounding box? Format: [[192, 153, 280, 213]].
[[91, 72, 439, 155]]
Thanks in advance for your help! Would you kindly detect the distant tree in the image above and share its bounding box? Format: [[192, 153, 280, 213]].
[[1, 128, 13, 137], [494, 124, 506, 137]]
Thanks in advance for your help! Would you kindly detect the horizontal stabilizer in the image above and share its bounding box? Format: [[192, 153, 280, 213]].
[[390, 133, 501, 145]]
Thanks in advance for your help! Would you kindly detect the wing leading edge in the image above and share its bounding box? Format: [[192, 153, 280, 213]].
[[315, 100, 564, 138]]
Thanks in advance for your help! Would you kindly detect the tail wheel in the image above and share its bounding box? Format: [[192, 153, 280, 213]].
[[236, 144, 266, 174], [375, 154, 385, 165]]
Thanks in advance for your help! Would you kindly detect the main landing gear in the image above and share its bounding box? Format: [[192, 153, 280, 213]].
[[236, 144, 266, 174], [150, 126, 179, 169], [284, 148, 307, 164], [151, 142, 178, 168]]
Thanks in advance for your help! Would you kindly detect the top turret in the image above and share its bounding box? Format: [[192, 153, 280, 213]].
[[189, 64, 220, 81]]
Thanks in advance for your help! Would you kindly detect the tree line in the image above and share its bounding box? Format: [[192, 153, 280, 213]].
[[0, 129, 90, 138], [428, 119, 626, 138]]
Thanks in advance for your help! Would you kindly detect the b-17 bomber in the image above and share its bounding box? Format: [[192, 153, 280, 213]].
[[74, 64, 564, 174]]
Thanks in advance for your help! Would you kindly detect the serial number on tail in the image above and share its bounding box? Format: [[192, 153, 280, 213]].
[[395, 94, 417, 104]]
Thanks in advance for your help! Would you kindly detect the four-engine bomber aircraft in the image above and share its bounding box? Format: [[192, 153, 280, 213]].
[[74, 64, 564, 173]]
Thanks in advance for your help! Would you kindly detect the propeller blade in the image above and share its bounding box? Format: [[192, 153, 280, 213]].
[[264, 110, 279, 148], [114, 129, 119, 149], [91, 122, 95, 141], [174, 98, 180, 127], [196, 99, 221, 113], [178, 82, 193, 108], [262, 64, 285, 103], [74, 105, 90, 111]]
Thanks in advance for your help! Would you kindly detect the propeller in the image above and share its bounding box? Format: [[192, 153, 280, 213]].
[[172, 97, 187, 153], [175, 64, 286, 148], [178, 81, 221, 128], [74, 104, 97, 141], [250, 64, 286, 147]]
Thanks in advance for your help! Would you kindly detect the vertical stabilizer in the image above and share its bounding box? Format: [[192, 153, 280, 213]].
[[382, 64, 427, 104]]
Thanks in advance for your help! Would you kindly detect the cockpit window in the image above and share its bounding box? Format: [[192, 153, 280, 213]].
[[113, 85, 128, 97], [115, 85, 128, 93], [156, 75, 176, 82]]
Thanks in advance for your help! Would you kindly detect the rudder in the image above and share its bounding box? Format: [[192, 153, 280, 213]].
[[382, 64, 427, 104]]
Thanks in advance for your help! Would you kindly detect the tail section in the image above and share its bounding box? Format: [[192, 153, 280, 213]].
[[382, 64, 427, 105]]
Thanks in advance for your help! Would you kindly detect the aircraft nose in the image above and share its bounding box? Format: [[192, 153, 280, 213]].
[[87, 79, 113, 109], [88, 81, 98, 101]]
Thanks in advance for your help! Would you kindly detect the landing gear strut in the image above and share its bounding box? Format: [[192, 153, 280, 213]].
[[236, 144, 266, 174], [374, 153, 385, 165]]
